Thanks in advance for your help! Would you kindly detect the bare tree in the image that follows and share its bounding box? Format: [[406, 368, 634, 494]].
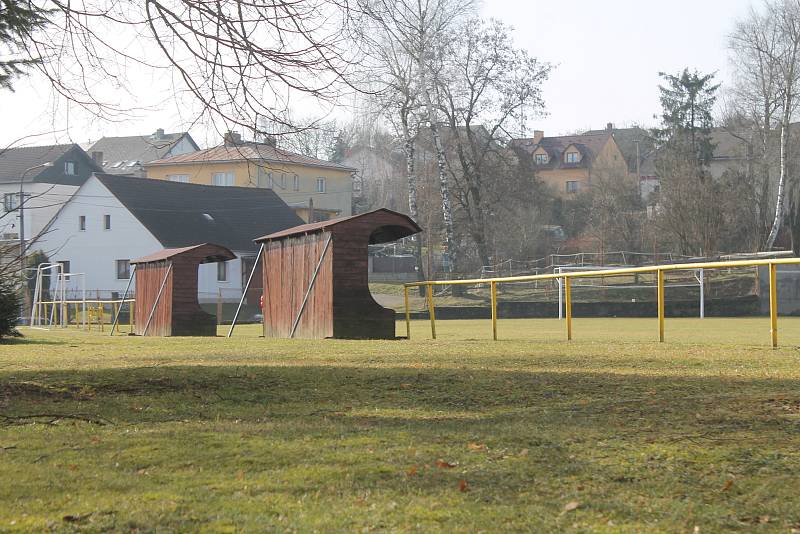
[[360, 0, 473, 273], [731, 0, 800, 249], [11, 1, 361, 137], [435, 17, 550, 268]]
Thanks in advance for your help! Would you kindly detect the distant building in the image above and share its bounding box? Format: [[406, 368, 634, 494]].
[[84, 129, 199, 177], [510, 126, 631, 197], [0, 144, 102, 249], [33, 173, 303, 300], [144, 132, 356, 220]]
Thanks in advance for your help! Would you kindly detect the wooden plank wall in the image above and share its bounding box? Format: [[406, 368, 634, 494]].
[[262, 232, 333, 338], [134, 260, 173, 336]]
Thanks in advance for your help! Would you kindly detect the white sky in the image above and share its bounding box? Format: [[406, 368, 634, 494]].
[[482, 0, 755, 135], [0, 0, 757, 147]]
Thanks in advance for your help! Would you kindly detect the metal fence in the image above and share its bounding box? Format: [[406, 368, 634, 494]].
[[404, 257, 800, 348]]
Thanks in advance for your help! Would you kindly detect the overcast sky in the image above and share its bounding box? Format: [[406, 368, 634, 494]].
[[482, 0, 755, 136], [0, 0, 757, 147]]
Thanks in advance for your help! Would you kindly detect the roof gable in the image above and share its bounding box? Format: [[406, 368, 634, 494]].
[[94, 174, 304, 252], [0, 144, 102, 185]]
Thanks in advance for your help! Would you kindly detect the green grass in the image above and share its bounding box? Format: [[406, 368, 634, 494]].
[[2, 318, 800, 532]]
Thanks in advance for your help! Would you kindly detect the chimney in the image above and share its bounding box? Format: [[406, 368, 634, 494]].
[[224, 131, 243, 146], [606, 122, 614, 132], [532, 130, 544, 144], [91, 151, 104, 166], [153, 128, 165, 139], [264, 134, 277, 148]]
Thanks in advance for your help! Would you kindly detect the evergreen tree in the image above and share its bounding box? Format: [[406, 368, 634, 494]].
[[0, 0, 48, 91], [654, 68, 720, 167]]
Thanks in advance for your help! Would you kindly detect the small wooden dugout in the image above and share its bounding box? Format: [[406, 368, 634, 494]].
[[132, 243, 235, 336], [255, 208, 421, 339]]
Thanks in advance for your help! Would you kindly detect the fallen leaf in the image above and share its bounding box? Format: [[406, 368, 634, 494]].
[[721, 479, 734, 492], [236, 470, 245, 481], [67, 464, 79, 471], [760, 516, 771, 524], [519, 448, 529, 457], [467, 443, 486, 451], [459, 479, 469, 492], [436, 459, 457, 469], [406, 465, 418, 477], [400, 383, 412, 389], [563, 501, 580, 512]]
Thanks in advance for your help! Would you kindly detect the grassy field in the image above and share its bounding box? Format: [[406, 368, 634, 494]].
[[1, 318, 800, 532]]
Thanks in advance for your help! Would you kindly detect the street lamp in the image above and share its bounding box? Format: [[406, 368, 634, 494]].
[[18, 162, 54, 275]]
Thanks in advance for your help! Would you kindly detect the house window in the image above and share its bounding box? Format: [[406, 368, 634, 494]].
[[212, 172, 234, 186], [168, 174, 189, 183], [534, 153, 548, 165], [257, 169, 270, 188], [116, 259, 130, 280], [316, 177, 326, 193], [3, 193, 19, 212], [79, 215, 86, 231], [58, 260, 70, 274], [64, 161, 76, 175], [566, 181, 579, 193], [293, 174, 300, 191], [565, 152, 579, 163], [217, 261, 228, 282], [279, 173, 286, 188], [103, 214, 111, 230]]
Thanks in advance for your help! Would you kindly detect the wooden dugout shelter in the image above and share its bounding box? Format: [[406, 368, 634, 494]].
[[254, 208, 421, 339], [132, 243, 235, 336]]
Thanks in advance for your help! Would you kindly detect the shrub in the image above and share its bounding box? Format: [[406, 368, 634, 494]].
[[0, 275, 22, 339]]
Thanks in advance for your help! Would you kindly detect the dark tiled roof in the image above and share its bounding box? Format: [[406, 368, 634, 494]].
[[146, 143, 356, 172], [510, 133, 611, 170], [583, 127, 655, 173], [87, 132, 197, 175], [0, 144, 101, 184], [95, 174, 304, 253]]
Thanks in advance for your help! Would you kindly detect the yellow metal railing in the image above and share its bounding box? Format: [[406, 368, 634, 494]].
[[32, 299, 135, 334], [403, 257, 800, 348]]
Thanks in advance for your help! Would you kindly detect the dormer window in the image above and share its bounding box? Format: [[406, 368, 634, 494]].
[[534, 153, 548, 165], [565, 151, 580, 163]]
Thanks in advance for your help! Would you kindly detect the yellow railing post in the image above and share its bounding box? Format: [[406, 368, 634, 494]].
[[565, 277, 572, 341], [657, 269, 665, 342], [426, 284, 436, 340], [404, 286, 411, 340], [769, 263, 778, 348], [491, 281, 498, 341]]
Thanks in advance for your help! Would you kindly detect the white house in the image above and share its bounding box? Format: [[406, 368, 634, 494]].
[[32, 173, 304, 302], [0, 144, 102, 253]]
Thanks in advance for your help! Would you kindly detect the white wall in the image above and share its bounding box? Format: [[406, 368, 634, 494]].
[[32, 176, 245, 299], [0, 183, 78, 242], [167, 136, 198, 157]]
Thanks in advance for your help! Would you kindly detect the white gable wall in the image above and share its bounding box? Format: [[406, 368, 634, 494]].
[[32, 176, 243, 300], [166, 135, 198, 158], [0, 183, 79, 242]]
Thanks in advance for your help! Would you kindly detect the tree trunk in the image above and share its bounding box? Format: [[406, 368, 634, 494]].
[[418, 68, 457, 275], [401, 112, 426, 297], [766, 118, 790, 249]]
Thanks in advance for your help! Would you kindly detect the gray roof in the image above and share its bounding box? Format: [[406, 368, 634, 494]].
[[0, 144, 102, 185], [87, 131, 198, 175], [94, 174, 304, 253], [510, 132, 612, 170], [583, 126, 656, 174]]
